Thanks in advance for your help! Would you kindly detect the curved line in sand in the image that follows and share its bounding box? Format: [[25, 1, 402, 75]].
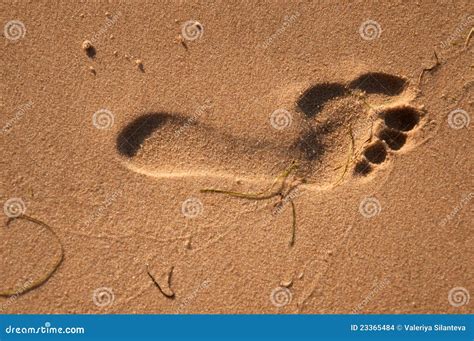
[[124, 161, 280, 184], [123, 160, 340, 192]]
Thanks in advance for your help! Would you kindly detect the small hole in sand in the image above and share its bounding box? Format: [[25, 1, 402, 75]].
[[383, 107, 419, 131], [363, 141, 387, 164], [378, 129, 406, 150], [354, 159, 372, 176], [82, 40, 96, 58]]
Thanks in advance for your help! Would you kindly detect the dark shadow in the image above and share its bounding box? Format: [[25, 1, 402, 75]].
[[354, 159, 372, 176], [116, 112, 182, 157], [378, 129, 407, 150], [296, 129, 325, 161], [383, 106, 420, 131], [363, 141, 387, 164], [348, 72, 406, 96], [293, 121, 339, 162], [86, 46, 96, 59], [296, 83, 347, 118]]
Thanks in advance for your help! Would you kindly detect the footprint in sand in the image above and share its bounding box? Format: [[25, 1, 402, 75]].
[[116, 72, 427, 187], [353, 105, 422, 176]]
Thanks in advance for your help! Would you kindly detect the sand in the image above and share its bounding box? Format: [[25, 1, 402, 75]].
[[1, 1, 473, 314]]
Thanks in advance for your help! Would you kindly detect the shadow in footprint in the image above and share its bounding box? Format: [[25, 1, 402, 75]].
[[296, 83, 347, 118], [383, 106, 419, 131], [354, 159, 372, 176], [117, 112, 184, 157], [295, 129, 326, 161], [85, 46, 96, 59], [348, 72, 406, 96], [378, 128, 407, 151], [363, 141, 387, 164]]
